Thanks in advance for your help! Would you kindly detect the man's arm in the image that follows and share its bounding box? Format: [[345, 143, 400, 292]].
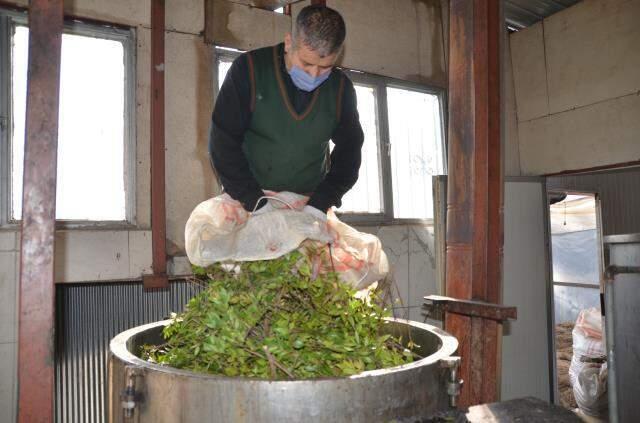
[[308, 77, 364, 212], [209, 54, 264, 212]]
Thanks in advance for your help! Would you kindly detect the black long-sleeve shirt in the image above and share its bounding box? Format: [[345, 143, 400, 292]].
[[209, 46, 364, 212]]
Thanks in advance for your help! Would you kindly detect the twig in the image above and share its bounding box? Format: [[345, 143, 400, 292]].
[[263, 345, 277, 379], [240, 346, 295, 379]]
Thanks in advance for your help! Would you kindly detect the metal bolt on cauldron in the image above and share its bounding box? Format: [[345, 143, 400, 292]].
[[108, 318, 461, 423]]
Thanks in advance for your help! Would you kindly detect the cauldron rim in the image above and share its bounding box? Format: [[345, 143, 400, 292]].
[[109, 317, 458, 383]]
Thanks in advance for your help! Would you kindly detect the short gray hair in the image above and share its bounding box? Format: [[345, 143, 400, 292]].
[[293, 5, 346, 57]]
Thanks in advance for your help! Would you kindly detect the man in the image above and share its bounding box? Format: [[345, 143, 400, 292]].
[[209, 5, 364, 219]]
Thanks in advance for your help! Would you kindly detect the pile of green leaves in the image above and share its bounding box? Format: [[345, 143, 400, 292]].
[[141, 252, 417, 379]]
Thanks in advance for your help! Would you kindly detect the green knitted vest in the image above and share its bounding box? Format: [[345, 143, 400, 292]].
[[242, 44, 344, 193]]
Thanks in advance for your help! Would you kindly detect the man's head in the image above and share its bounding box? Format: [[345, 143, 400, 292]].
[[284, 5, 346, 78]]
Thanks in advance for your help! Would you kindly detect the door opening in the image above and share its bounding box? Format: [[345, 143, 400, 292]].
[[547, 192, 604, 411]]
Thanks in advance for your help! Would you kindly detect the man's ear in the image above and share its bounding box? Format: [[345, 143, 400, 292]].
[[284, 32, 292, 53]]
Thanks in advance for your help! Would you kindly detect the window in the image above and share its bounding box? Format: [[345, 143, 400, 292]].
[[215, 49, 446, 222], [0, 11, 135, 225]]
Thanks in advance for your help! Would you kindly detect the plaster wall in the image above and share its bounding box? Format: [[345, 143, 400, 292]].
[[504, 25, 522, 176], [274, 0, 446, 86], [510, 0, 640, 175], [0, 0, 213, 419], [206, 0, 292, 50]]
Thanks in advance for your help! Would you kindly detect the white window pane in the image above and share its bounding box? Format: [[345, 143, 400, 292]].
[[12, 27, 127, 221], [218, 59, 233, 89], [337, 84, 382, 213], [387, 87, 443, 219]]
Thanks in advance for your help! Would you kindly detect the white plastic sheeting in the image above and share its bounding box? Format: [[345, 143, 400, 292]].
[[549, 195, 600, 324]]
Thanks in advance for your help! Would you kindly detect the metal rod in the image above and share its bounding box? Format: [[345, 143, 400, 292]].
[[552, 281, 601, 289], [17, 0, 64, 421]]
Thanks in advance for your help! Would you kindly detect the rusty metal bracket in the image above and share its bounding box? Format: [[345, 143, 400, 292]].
[[423, 295, 517, 322], [440, 356, 463, 408], [121, 366, 145, 420]]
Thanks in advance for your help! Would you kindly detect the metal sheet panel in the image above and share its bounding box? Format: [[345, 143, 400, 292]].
[[547, 167, 640, 236], [604, 237, 640, 423], [505, 0, 581, 30], [54, 280, 204, 423]]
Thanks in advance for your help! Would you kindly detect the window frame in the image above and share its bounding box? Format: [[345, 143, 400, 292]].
[[0, 8, 137, 229], [213, 47, 448, 226]]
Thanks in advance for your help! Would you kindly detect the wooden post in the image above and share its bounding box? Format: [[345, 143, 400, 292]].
[[143, 0, 169, 289], [446, 0, 504, 406], [17, 0, 63, 421]]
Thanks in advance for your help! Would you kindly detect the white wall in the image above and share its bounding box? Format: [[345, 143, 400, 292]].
[[501, 180, 551, 401], [510, 0, 640, 175], [355, 225, 439, 322]]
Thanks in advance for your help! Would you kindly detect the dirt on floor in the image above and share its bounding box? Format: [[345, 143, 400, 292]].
[[556, 322, 577, 410]]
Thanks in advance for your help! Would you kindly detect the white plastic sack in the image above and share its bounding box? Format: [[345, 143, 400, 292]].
[[569, 307, 607, 417], [573, 362, 608, 417], [185, 191, 389, 290]]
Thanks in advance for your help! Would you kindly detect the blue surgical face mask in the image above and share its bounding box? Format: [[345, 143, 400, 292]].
[[288, 65, 331, 92]]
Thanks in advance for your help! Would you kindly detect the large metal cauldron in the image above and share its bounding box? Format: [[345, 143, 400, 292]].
[[108, 318, 459, 422]]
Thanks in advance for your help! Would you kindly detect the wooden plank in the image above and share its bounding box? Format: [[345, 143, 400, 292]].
[[218, 0, 300, 10], [466, 397, 582, 422], [424, 295, 517, 321], [17, 0, 63, 421]]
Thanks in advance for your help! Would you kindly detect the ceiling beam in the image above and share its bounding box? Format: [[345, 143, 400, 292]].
[[225, 0, 302, 10]]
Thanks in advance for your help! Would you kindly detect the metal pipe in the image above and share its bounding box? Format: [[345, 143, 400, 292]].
[[17, 1, 63, 421], [604, 278, 618, 423]]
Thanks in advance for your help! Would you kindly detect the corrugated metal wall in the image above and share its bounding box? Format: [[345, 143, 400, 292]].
[[547, 167, 640, 236], [54, 280, 204, 423]]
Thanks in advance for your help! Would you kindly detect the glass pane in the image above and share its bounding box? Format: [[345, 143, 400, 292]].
[[387, 87, 443, 219], [12, 27, 126, 221], [550, 195, 599, 284], [553, 285, 600, 324], [338, 84, 382, 213], [218, 58, 233, 89]]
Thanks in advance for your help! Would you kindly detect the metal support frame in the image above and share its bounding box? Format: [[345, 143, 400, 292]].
[[445, 0, 510, 406], [143, 0, 169, 290], [17, 0, 63, 421]]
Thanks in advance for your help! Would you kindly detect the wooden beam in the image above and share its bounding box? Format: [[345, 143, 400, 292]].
[[445, 0, 504, 407], [217, 0, 301, 10], [143, 0, 169, 290], [17, 0, 63, 421]]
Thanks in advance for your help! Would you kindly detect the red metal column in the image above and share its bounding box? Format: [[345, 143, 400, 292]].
[[144, 0, 169, 289], [310, 0, 326, 6], [17, 0, 63, 422], [446, 0, 503, 407]]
